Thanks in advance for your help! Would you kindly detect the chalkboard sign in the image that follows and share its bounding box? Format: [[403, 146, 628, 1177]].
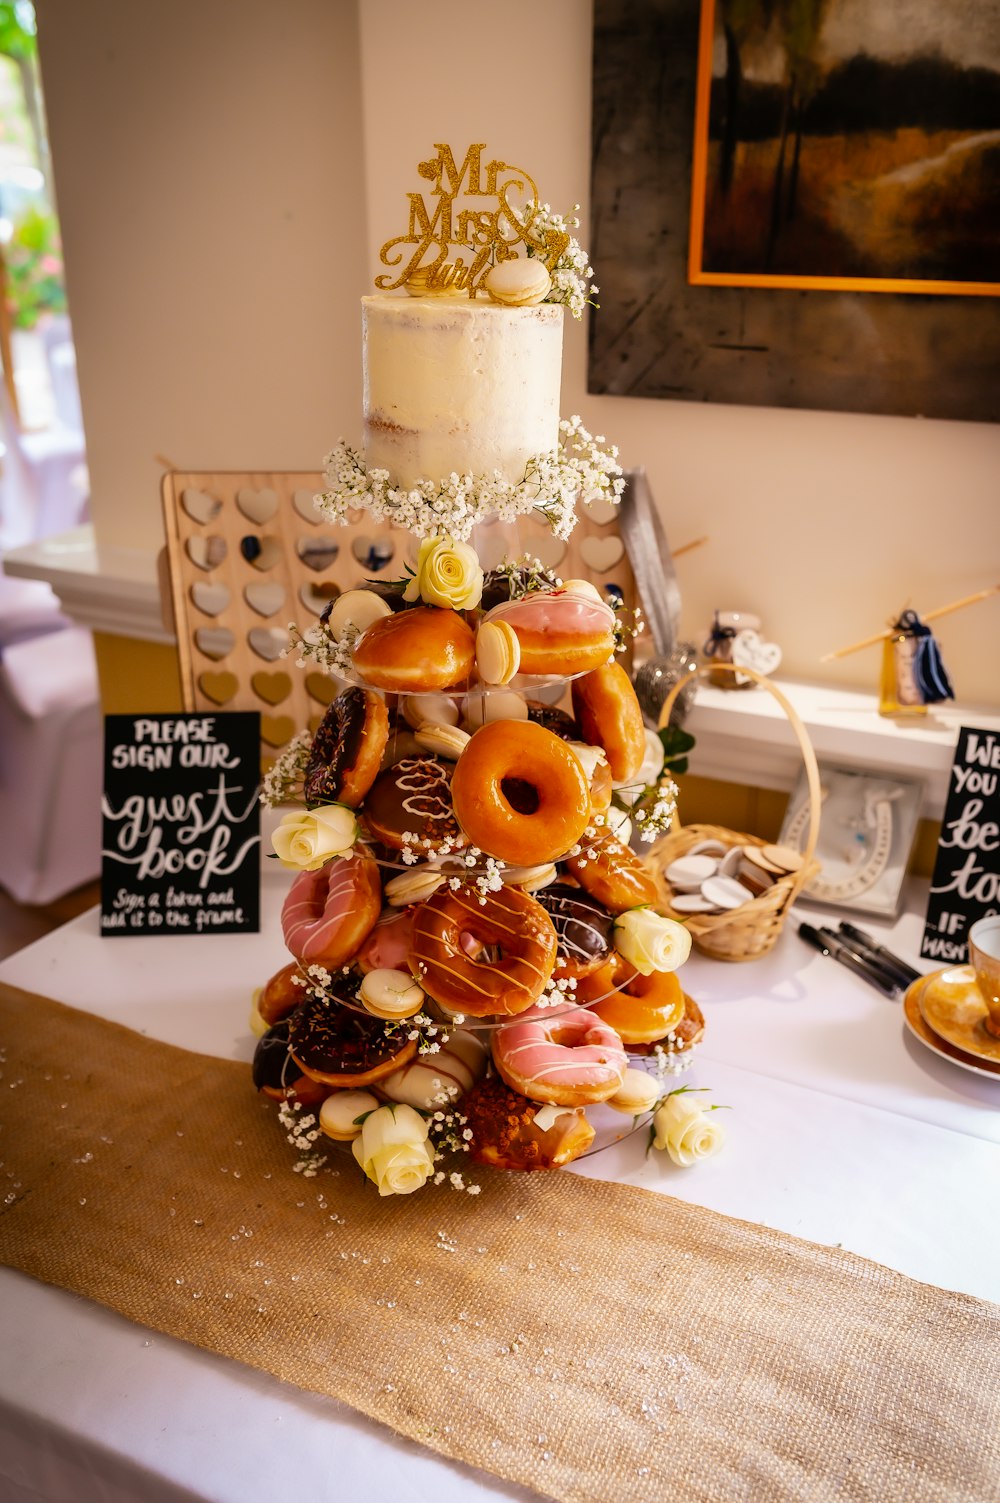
[[101, 712, 261, 937], [920, 725, 1000, 964]]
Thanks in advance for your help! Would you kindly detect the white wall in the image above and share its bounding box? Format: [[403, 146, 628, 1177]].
[[39, 0, 1000, 706]]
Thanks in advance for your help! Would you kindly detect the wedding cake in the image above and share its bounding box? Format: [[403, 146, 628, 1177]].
[[253, 145, 701, 1199]]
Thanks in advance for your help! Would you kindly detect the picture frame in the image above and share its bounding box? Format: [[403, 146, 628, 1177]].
[[588, 0, 1000, 422], [779, 763, 924, 917], [688, 0, 1000, 297]]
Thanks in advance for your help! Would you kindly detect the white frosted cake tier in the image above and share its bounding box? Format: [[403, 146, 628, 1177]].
[[362, 294, 564, 489]]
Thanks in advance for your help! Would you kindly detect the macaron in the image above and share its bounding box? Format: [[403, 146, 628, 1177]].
[[384, 868, 446, 907], [319, 1090, 380, 1141], [607, 1068, 660, 1116], [400, 693, 460, 730], [359, 968, 425, 1020], [483, 258, 552, 307], [475, 619, 521, 685], [414, 722, 471, 761], [326, 588, 393, 641]]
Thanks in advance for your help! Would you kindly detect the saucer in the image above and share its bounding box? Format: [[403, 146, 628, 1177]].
[[903, 981, 1000, 1080], [909, 968, 1000, 1070]]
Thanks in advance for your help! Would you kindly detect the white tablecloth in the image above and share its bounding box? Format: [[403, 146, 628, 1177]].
[[1, 872, 997, 1503]]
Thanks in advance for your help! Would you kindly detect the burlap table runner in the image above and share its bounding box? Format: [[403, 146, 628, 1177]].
[[1, 982, 998, 1503]]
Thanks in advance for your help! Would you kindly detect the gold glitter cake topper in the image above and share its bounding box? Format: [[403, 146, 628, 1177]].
[[376, 143, 571, 297]]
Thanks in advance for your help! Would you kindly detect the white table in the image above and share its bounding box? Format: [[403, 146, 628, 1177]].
[[1, 871, 998, 1503]]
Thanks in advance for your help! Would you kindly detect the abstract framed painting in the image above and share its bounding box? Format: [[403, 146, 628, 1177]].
[[588, 0, 1000, 420], [688, 0, 1000, 297]]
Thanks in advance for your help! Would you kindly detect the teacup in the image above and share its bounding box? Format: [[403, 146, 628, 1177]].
[[968, 915, 1000, 1038]]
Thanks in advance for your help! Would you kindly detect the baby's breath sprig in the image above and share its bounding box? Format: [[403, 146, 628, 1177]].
[[277, 1097, 327, 1177], [260, 729, 313, 808], [287, 619, 358, 679], [315, 419, 621, 544], [426, 1097, 482, 1195], [520, 202, 599, 320], [486, 554, 561, 601], [627, 774, 680, 844], [612, 602, 645, 655]]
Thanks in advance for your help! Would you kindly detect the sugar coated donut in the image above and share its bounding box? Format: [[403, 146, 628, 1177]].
[[304, 686, 389, 807], [352, 606, 475, 692], [587, 960, 686, 1045], [462, 1075, 595, 1171], [363, 755, 464, 853], [492, 1006, 628, 1107], [564, 826, 661, 913], [488, 590, 615, 677], [571, 663, 645, 781], [281, 849, 381, 968], [536, 883, 614, 980], [450, 719, 590, 864], [289, 988, 418, 1087], [409, 884, 557, 1018], [379, 1028, 488, 1110]]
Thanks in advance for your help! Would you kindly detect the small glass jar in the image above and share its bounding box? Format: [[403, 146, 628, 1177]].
[[703, 610, 760, 690]]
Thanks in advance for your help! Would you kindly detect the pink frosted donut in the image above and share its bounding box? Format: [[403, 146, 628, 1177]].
[[491, 1006, 628, 1107], [281, 850, 381, 969], [355, 907, 415, 974], [488, 590, 615, 676]]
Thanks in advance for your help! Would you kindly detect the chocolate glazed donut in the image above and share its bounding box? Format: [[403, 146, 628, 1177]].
[[536, 883, 614, 980], [304, 686, 388, 807]]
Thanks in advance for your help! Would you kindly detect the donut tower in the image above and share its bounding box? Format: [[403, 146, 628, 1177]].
[[253, 146, 701, 1193]]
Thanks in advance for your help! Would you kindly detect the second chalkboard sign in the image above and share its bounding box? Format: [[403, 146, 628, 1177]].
[[101, 712, 261, 937], [920, 725, 1000, 965]]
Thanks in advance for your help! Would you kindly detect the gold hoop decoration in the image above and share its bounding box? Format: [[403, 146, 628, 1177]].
[[647, 663, 822, 961]]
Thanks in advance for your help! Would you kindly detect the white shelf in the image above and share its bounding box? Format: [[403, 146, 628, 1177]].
[[6, 526, 996, 816]]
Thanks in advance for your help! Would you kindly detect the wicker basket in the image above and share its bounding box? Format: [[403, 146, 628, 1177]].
[[646, 664, 822, 961]]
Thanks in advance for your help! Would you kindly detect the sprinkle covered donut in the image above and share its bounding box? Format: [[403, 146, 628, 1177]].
[[304, 686, 389, 807], [409, 883, 558, 1018], [492, 1006, 628, 1107], [450, 719, 591, 864]]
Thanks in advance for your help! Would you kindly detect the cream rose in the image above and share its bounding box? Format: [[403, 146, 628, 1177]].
[[352, 1103, 436, 1197], [403, 535, 483, 611], [271, 803, 358, 871], [652, 1091, 726, 1167], [613, 906, 691, 975]]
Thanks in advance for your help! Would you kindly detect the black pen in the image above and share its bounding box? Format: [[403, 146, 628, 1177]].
[[798, 923, 900, 997], [816, 927, 904, 994], [837, 922, 922, 989]]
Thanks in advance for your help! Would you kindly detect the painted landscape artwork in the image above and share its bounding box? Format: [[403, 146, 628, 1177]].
[[689, 0, 1000, 293], [588, 0, 1000, 420]]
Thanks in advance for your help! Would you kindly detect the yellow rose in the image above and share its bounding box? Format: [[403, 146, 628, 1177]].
[[613, 906, 691, 975], [652, 1091, 726, 1167], [403, 535, 483, 611], [352, 1103, 436, 1196], [271, 803, 358, 871]]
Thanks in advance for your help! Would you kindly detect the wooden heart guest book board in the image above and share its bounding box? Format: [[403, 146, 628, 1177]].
[[161, 470, 639, 767]]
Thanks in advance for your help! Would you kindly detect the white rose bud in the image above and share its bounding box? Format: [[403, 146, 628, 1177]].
[[613, 906, 691, 975], [271, 803, 358, 871], [652, 1092, 726, 1167], [351, 1103, 436, 1197], [403, 535, 483, 611]]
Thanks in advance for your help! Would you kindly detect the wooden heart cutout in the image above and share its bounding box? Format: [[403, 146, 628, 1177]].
[[299, 580, 340, 616], [351, 535, 394, 572], [186, 534, 227, 571], [251, 670, 292, 705], [533, 534, 567, 571], [292, 488, 320, 523], [236, 487, 279, 525], [732, 629, 782, 678], [305, 672, 337, 706], [198, 671, 238, 706], [297, 536, 341, 573], [261, 714, 296, 748], [580, 534, 625, 573], [190, 581, 230, 617], [248, 626, 289, 662], [244, 580, 286, 617], [583, 495, 620, 526], [194, 626, 235, 661], [240, 534, 283, 571], [181, 487, 222, 525]]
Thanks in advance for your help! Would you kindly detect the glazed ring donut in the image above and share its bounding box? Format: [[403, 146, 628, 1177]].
[[304, 686, 389, 807], [462, 1075, 595, 1171], [450, 720, 590, 864], [586, 960, 686, 1045], [281, 849, 382, 968], [289, 989, 418, 1087], [491, 1005, 628, 1107], [571, 663, 646, 782], [409, 884, 557, 1017], [352, 606, 475, 692], [629, 992, 705, 1055], [563, 827, 661, 914]]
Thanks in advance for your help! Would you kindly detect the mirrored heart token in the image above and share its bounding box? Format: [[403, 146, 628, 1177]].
[[670, 892, 721, 914], [665, 854, 719, 891], [701, 875, 756, 910]]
